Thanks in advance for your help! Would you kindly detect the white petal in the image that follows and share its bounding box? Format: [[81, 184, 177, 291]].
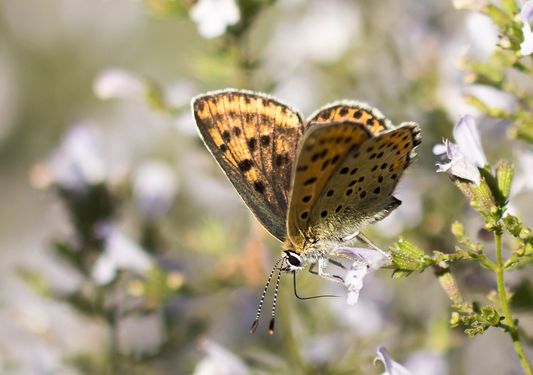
[[436, 146, 481, 185], [520, 26, 533, 55], [448, 155, 481, 185], [93, 68, 145, 100], [521, 1, 533, 25], [435, 161, 452, 173], [343, 262, 368, 305], [190, 0, 240, 39], [194, 340, 249, 375], [375, 346, 413, 375], [49, 123, 106, 190], [453, 115, 487, 167], [92, 226, 153, 284], [346, 290, 360, 305], [432, 143, 447, 156]]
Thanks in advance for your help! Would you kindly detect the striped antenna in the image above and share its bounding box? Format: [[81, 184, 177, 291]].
[[249, 258, 282, 334], [268, 268, 282, 335]]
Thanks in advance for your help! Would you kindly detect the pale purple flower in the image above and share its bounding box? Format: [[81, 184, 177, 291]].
[[133, 161, 178, 220], [520, 1, 533, 55], [48, 123, 106, 191], [375, 346, 413, 375], [333, 247, 390, 305], [91, 225, 153, 285], [194, 339, 249, 375], [466, 13, 498, 58], [434, 115, 487, 185], [190, 0, 240, 39], [93, 68, 145, 101]]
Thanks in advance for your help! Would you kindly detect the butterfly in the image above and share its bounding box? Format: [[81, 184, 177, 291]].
[[192, 89, 421, 333]]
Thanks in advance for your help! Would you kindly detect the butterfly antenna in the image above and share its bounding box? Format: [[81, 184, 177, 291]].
[[268, 267, 283, 335], [249, 258, 282, 334], [293, 272, 339, 300]]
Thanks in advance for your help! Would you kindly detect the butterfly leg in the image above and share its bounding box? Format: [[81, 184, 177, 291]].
[[356, 232, 391, 261], [309, 259, 346, 275], [328, 258, 346, 270], [309, 258, 344, 283]]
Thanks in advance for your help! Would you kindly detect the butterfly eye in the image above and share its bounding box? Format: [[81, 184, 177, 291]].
[[284, 251, 303, 270]]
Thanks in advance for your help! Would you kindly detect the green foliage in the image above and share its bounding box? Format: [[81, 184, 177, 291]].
[[463, 1, 533, 144], [450, 304, 503, 337]]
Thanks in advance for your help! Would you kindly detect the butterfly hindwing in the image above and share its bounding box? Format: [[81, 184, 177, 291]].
[[306, 123, 421, 242], [308, 101, 394, 135], [286, 121, 373, 246], [192, 89, 304, 241]]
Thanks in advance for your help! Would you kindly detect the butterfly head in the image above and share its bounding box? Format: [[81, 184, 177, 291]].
[[281, 250, 306, 272]]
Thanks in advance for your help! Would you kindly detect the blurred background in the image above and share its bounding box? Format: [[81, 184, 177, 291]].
[[0, 0, 532, 374]]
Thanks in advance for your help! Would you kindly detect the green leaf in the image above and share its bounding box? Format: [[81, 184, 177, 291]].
[[390, 238, 431, 271], [514, 120, 533, 144], [16, 267, 51, 297], [479, 167, 506, 209], [480, 306, 501, 325], [496, 161, 514, 201], [505, 242, 533, 270], [454, 177, 497, 218], [391, 269, 413, 278], [500, 0, 519, 15], [485, 5, 513, 29], [54, 241, 88, 275], [503, 214, 523, 237], [451, 221, 465, 240]]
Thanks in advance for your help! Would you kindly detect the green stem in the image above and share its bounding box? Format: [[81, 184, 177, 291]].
[[495, 232, 533, 375]]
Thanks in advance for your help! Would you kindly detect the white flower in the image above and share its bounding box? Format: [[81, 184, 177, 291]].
[[333, 247, 390, 305], [344, 263, 368, 305], [194, 339, 249, 375], [190, 0, 240, 39], [49, 123, 106, 191], [91, 225, 153, 285], [434, 115, 487, 185], [375, 346, 413, 375], [133, 161, 178, 220], [520, 1, 533, 56], [93, 68, 146, 101]]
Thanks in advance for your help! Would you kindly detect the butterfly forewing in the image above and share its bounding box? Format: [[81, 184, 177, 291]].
[[193, 89, 304, 241], [286, 121, 373, 247], [306, 123, 421, 243], [308, 102, 394, 135]]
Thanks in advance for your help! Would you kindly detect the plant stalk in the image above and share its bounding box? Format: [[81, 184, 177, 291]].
[[495, 232, 532, 375]]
